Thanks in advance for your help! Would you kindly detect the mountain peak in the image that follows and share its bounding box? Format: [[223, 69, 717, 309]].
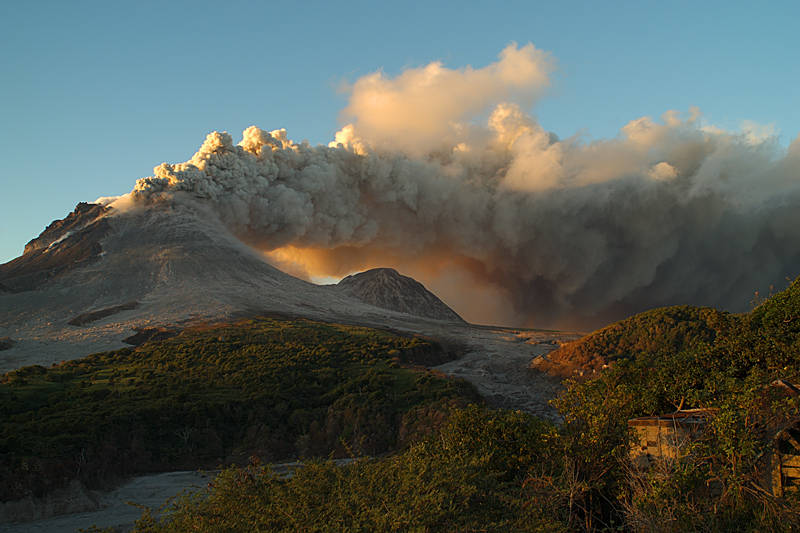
[[1, 202, 111, 292], [336, 268, 465, 323], [0, 203, 469, 371], [23, 202, 109, 255]]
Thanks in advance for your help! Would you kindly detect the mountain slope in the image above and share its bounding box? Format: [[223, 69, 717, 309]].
[[336, 268, 466, 323], [535, 305, 729, 378], [0, 203, 111, 293], [0, 201, 465, 372]]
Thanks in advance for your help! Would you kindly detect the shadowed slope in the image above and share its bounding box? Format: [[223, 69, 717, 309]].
[[0, 203, 111, 292]]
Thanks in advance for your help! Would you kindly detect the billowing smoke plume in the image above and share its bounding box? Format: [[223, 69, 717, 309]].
[[130, 43, 800, 329]]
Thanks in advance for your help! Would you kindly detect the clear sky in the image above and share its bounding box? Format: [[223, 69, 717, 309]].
[[2, 0, 798, 264]]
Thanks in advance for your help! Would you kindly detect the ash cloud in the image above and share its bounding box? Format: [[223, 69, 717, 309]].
[[130, 43, 800, 329]]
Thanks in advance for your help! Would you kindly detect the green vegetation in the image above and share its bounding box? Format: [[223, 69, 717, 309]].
[[540, 305, 728, 378], [133, 407, 568, 533], [0, 318, 479, 502], [132, 277, 800, 532], [543, 276, 800, 531], [7, 278, 800, 531]]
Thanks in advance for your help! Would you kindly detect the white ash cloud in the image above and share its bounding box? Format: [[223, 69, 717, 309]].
[[130, 44, 800, 329], [336, 42, 553, 156]]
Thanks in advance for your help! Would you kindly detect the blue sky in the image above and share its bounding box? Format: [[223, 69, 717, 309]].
[[2, 0, 798, 264]]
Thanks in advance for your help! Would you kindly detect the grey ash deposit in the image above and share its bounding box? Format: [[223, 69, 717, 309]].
[[335, 268, 466, 323], [0, 201, 467, 372]]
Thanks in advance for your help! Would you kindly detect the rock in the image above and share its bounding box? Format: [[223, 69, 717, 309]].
[[0, 480, 104, 525], [335, 268, 465, 323], [122, 327, 180, 346], [68, 301, 140, 327], [0, 203, 111, 293]]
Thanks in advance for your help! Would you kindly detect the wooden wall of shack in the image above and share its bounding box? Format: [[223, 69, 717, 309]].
[[628, 407, 800, 497]]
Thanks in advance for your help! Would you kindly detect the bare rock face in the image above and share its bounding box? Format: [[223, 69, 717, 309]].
[[0, 337, 13, 351], [0, 202, 111, 292], [122, 327, 180, 346], [335, 268, 465, 323]]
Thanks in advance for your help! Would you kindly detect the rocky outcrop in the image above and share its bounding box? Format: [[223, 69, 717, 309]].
[[0, 480, 104, 525], [335, 268, 465, 323], [68, 301, 140, 327], [22, 203, 108, 254], [123, 327, 180, 346], [0, 337, 13, 351], [0, 203, 111, 292]]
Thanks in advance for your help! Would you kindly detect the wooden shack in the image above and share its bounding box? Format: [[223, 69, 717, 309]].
[[628, 409, 713, 469], [629, 381, 800, 496], [754, 435, 800, 496]]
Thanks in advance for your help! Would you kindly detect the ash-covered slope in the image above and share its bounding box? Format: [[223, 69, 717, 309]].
[[335, 268, 465, 323], [0, 200, 465, 372], [0, 203, 111, 292], [0, 198, 580, 424]]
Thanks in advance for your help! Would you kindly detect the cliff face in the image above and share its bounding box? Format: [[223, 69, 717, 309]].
[[0, 203, 111, 292], [335, 268, 465, 323]]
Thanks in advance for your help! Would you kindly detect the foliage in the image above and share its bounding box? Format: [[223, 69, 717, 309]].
[[10, 278, 800, 531], [131, 275, 800, 532], [540, 305, 729, 378], [0, 317, 479, 501], [549, 276, 800, 531], [132, 407, 569, 533]]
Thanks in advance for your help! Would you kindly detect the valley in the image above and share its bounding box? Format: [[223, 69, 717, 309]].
[[4, 200, 800, 531]]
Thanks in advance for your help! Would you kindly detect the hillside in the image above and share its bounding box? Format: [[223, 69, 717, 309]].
[[0, 201, 469, 373], [336, 268, 466, 323], [128, 277, 800, 533], [0, 203, 111, 293], [535, 305, 730, 378], [0, 201, 571, 430], [0, 317, 479, 508]]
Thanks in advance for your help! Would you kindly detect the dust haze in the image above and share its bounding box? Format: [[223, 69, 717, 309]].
[[121, 43, 800, 329]]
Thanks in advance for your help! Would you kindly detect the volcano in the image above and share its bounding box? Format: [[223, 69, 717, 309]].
[[0, 198, 575, 420], [336, 268, 465, 323], [0, 200, 465, 372]]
